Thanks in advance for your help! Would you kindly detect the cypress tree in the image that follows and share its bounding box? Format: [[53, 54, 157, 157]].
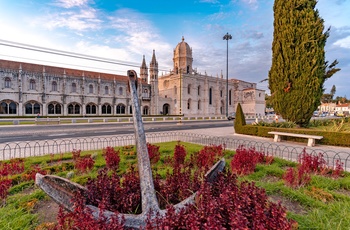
[[234, 103, 246, 133], [268, 0, 340, 127]]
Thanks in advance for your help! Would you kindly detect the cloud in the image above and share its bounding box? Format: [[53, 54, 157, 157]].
[[240, 0, 258, 10], [54, 0, 88, 8], [35, 8, 102, 31], [107, 9, 173, 62], [336, 0, 347, 5], [334, 35, 350, 49], [199, 0, 220, 3]]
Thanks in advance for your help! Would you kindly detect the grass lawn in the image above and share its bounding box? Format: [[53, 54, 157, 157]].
[[1, 142, 350, 229]]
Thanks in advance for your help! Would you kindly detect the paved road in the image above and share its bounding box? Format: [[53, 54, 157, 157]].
[[0, 120, 235, 143]]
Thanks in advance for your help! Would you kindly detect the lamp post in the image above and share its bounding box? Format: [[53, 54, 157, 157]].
[[223, 32, 232, 117], [177, 69, 183, 125]]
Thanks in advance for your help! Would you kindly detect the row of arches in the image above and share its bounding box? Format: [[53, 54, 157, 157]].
[[3, 77, 132, 96], [0, 100, 150, 115]]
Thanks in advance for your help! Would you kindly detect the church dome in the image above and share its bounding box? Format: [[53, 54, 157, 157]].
[[174, 36, 192, 58], [173, 36, 193, 74]]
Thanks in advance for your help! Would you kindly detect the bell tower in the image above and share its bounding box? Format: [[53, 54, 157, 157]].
[[150, 50, 159, 115]]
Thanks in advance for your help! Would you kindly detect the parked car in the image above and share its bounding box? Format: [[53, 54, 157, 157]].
[[227, 112, 236, 120]]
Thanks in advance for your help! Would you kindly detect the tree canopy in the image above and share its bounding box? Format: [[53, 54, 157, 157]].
[[268, 0, 340, 127]]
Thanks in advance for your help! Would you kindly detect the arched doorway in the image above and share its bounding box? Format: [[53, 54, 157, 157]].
[[163, 103, 170, 115], [220, 100, 225, 114]]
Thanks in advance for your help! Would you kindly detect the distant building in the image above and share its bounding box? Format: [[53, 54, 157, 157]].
[[318, 102, 336, 113], [335, 103, 350, 114], [0, 37, 265, 117]]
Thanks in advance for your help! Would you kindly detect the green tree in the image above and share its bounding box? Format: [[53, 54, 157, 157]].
[[265, 94, 274, 109], [268, 0, 340, 127], [330, 85, 336, 99], [321, 93, 332, 103]]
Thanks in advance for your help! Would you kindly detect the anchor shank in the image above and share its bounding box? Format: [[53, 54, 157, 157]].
[[128, 70, 160, 213]]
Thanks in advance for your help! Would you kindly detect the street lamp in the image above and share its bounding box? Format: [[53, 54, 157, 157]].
[[223, 32, 232, 117]]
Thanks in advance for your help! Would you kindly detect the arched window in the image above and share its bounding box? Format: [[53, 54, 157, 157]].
[[198, 100, 201, 110], [104, 86, 109, 95], [0, 102, 7, 114], [220, 90, 223, 98], [220, 100, 224, 115], [143, 88, 149, 98], [9, 102, 16, 114], [29, 79, 36, 90], [47, 102, 62, 114], [89, 84, 94, 94], [229, 90, 232, 105], [163, 104, 170, 115], [119, 87, 123, 96], [198, 85, 201, 96], [187, 84, 191, 94], [25, 101, 40, 114], [68, 103, 80, 114], [4, 77, 11, 88], [209, 88, 212, 105], [116, 103, 126, 114], [102, 104, 112, 114], [143, 106, 149, 115], [174, 86, 177, 95], [52, 81, 57, 91], [0, 101, 17, 114], [86, 103, 97, 114], [71, 83, 77, 93], [187, 99, 191, 110]]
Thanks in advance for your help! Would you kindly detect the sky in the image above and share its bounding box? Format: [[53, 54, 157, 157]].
[[0, 0, 349, 97]]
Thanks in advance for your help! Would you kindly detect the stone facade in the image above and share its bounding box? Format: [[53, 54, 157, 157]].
[[156, 37, 265, 116], [0, 37, 265, 117]]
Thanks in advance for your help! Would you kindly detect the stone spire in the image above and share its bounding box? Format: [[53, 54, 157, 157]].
[[150, 50, 159, 115], [140, 55, 148, 83]]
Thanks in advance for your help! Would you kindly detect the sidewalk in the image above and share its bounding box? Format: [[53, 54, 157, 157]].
[[182, 126, 350, 154]]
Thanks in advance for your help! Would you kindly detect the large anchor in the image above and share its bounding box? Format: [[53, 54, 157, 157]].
[[36, 70, 225, 228]]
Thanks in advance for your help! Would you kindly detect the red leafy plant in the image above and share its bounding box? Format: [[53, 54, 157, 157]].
[[22, 165, 47, 181], [283, 166, 311, 188], [85, 167, 141, 214], [147, 143, 160, 164], [71, 149, 81, 160], [332, 159, 344, 178], [74, 155, 95, 174], [298, 150, 327, 174], [230, 146, 273, 175], [103, 147, 120, 171], [54, 191, 125, 230], [283, 149, 345, 188], [173, 141, 187, 168], [148, 171, 296, 229], [0, 178, 12, 203], [0, 158, 25, 177], [0, 158, 26, 203], [53, 144, 295, 229], [196, 144, 224, 169]]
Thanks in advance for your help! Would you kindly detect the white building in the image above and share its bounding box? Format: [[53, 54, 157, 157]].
[[0, 37, 265, 117]]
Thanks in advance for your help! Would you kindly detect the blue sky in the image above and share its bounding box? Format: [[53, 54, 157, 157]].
[[0, 0, 349, 97]]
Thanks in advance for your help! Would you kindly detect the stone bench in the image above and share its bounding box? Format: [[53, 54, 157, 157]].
[[35, 118, 60, 125], [268, 131, 323, 147]]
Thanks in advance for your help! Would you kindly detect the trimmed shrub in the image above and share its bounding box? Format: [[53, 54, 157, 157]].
[[234, 103, 246, 133]]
